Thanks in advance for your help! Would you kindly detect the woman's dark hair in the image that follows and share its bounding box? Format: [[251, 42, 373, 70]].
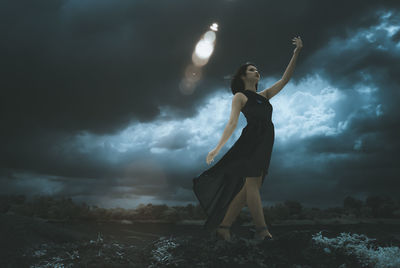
[[230, 62, 258, 95]]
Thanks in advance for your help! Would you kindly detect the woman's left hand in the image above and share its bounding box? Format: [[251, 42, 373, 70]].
[[206, 147, 219, 165], [292, 36, 303, 54]]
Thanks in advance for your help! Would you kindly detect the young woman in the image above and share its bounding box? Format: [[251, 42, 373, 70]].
[[193, 37, 303, 241]]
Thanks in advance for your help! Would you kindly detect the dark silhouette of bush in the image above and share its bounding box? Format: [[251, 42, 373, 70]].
[[265, 203, 290, 222], [0, 195, 26, 213], [366, 195, 397, 218], [300, 207, 324, 220], [135, 203, 156, 220], [366, 195, 384, 210], [323, 207, 344, 219], [343, 196, 363, 210], [359, 206, 373, 218], [284, 200, 303, 216], [2, 194, 399, 222], [343, 196, 363, 217], [152, 204, 169, 219]]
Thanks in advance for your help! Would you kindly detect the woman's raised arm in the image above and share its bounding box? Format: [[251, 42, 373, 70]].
[[261, 36, 303, 100]]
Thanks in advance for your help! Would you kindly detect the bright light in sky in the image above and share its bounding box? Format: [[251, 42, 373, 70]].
[[210, 22, 218, 31], [181, 23, 219, 93], [4, 0, 400, 211], [194, 39, 214, 59], [192, 29, 217, 66], [204, 30, 216, 43]]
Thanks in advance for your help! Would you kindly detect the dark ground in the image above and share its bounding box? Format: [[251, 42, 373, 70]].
[[1, 214, 400, 268]]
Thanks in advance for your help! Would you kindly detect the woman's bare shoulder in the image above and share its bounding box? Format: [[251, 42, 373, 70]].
[[234, 92, 248, 108]]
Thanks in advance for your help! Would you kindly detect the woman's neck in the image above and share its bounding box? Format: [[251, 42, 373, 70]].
[[243, 81, 257, 92]]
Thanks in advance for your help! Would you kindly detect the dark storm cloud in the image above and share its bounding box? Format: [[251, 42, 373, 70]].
[[2, 0, 399, 135], [1, 0, 400, 207]]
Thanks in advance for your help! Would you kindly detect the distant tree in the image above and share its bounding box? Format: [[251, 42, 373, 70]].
[[301, 207, 323, 220], [343, 196, 363, 216], [151, 204, 168, 219], [343, 196, 363, 210], [360, 206, 373, 218], [324, 207, 344, 218], [110, 208, 127, 220], [284, 200, 303, 215], [366, 195, 396, 218], [135, 204, 155, 220], [366, 195, 385, 211], [267, 203, 290, 221]]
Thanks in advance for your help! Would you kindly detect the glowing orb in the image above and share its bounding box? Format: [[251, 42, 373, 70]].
[[204, 30, 216, 43], [210, 23, 218, 31], [194, 39, 214, 59]]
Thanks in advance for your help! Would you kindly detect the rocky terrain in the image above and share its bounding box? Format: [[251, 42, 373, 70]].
[[2, 213, 400, 268]]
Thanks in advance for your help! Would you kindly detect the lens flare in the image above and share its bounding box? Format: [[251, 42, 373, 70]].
[[180, 22, 219, 94], [192, 30, 217, 66], [195, 39, 214, 59], [210, 23, 218, 32], [204, 30, 216, 42]]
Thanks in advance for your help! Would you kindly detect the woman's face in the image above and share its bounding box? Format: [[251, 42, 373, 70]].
[[242, 65, 260, 82]]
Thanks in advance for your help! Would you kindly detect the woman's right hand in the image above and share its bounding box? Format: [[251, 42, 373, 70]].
[[206, 147, 219, 165], [292, 36, 303, 54]]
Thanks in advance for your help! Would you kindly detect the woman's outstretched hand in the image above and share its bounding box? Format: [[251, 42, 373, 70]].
[[292, 36, 303, 54], [206, 147, 219, 165]]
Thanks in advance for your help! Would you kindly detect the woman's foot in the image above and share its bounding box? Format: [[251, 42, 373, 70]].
[[254, 225, 273, 240], [216, 225, 231, 241]]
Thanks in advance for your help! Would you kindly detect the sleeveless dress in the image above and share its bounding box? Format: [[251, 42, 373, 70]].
[[192, 89, 275, 231]]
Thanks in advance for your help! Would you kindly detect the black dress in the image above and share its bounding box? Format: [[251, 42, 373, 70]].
[[193, 89, 275, 231]]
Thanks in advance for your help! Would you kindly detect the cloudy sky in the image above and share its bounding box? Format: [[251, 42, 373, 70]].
[[1, 0, 399, 209]]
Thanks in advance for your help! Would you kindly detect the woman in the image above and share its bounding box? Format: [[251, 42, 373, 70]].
[[193, 36, 303, 241]]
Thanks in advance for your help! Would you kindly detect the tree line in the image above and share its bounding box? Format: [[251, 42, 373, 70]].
[[1, 194, 399, 223]]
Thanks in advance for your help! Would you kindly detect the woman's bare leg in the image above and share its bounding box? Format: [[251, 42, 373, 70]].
[[245, 176, 266, 226], [220, 183, 247, 226], [246, 176, 272, 238], [217, 180, 247, 240]]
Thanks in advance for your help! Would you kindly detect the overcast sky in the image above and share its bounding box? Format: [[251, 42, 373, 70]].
[[1, 0, 399, 209]]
